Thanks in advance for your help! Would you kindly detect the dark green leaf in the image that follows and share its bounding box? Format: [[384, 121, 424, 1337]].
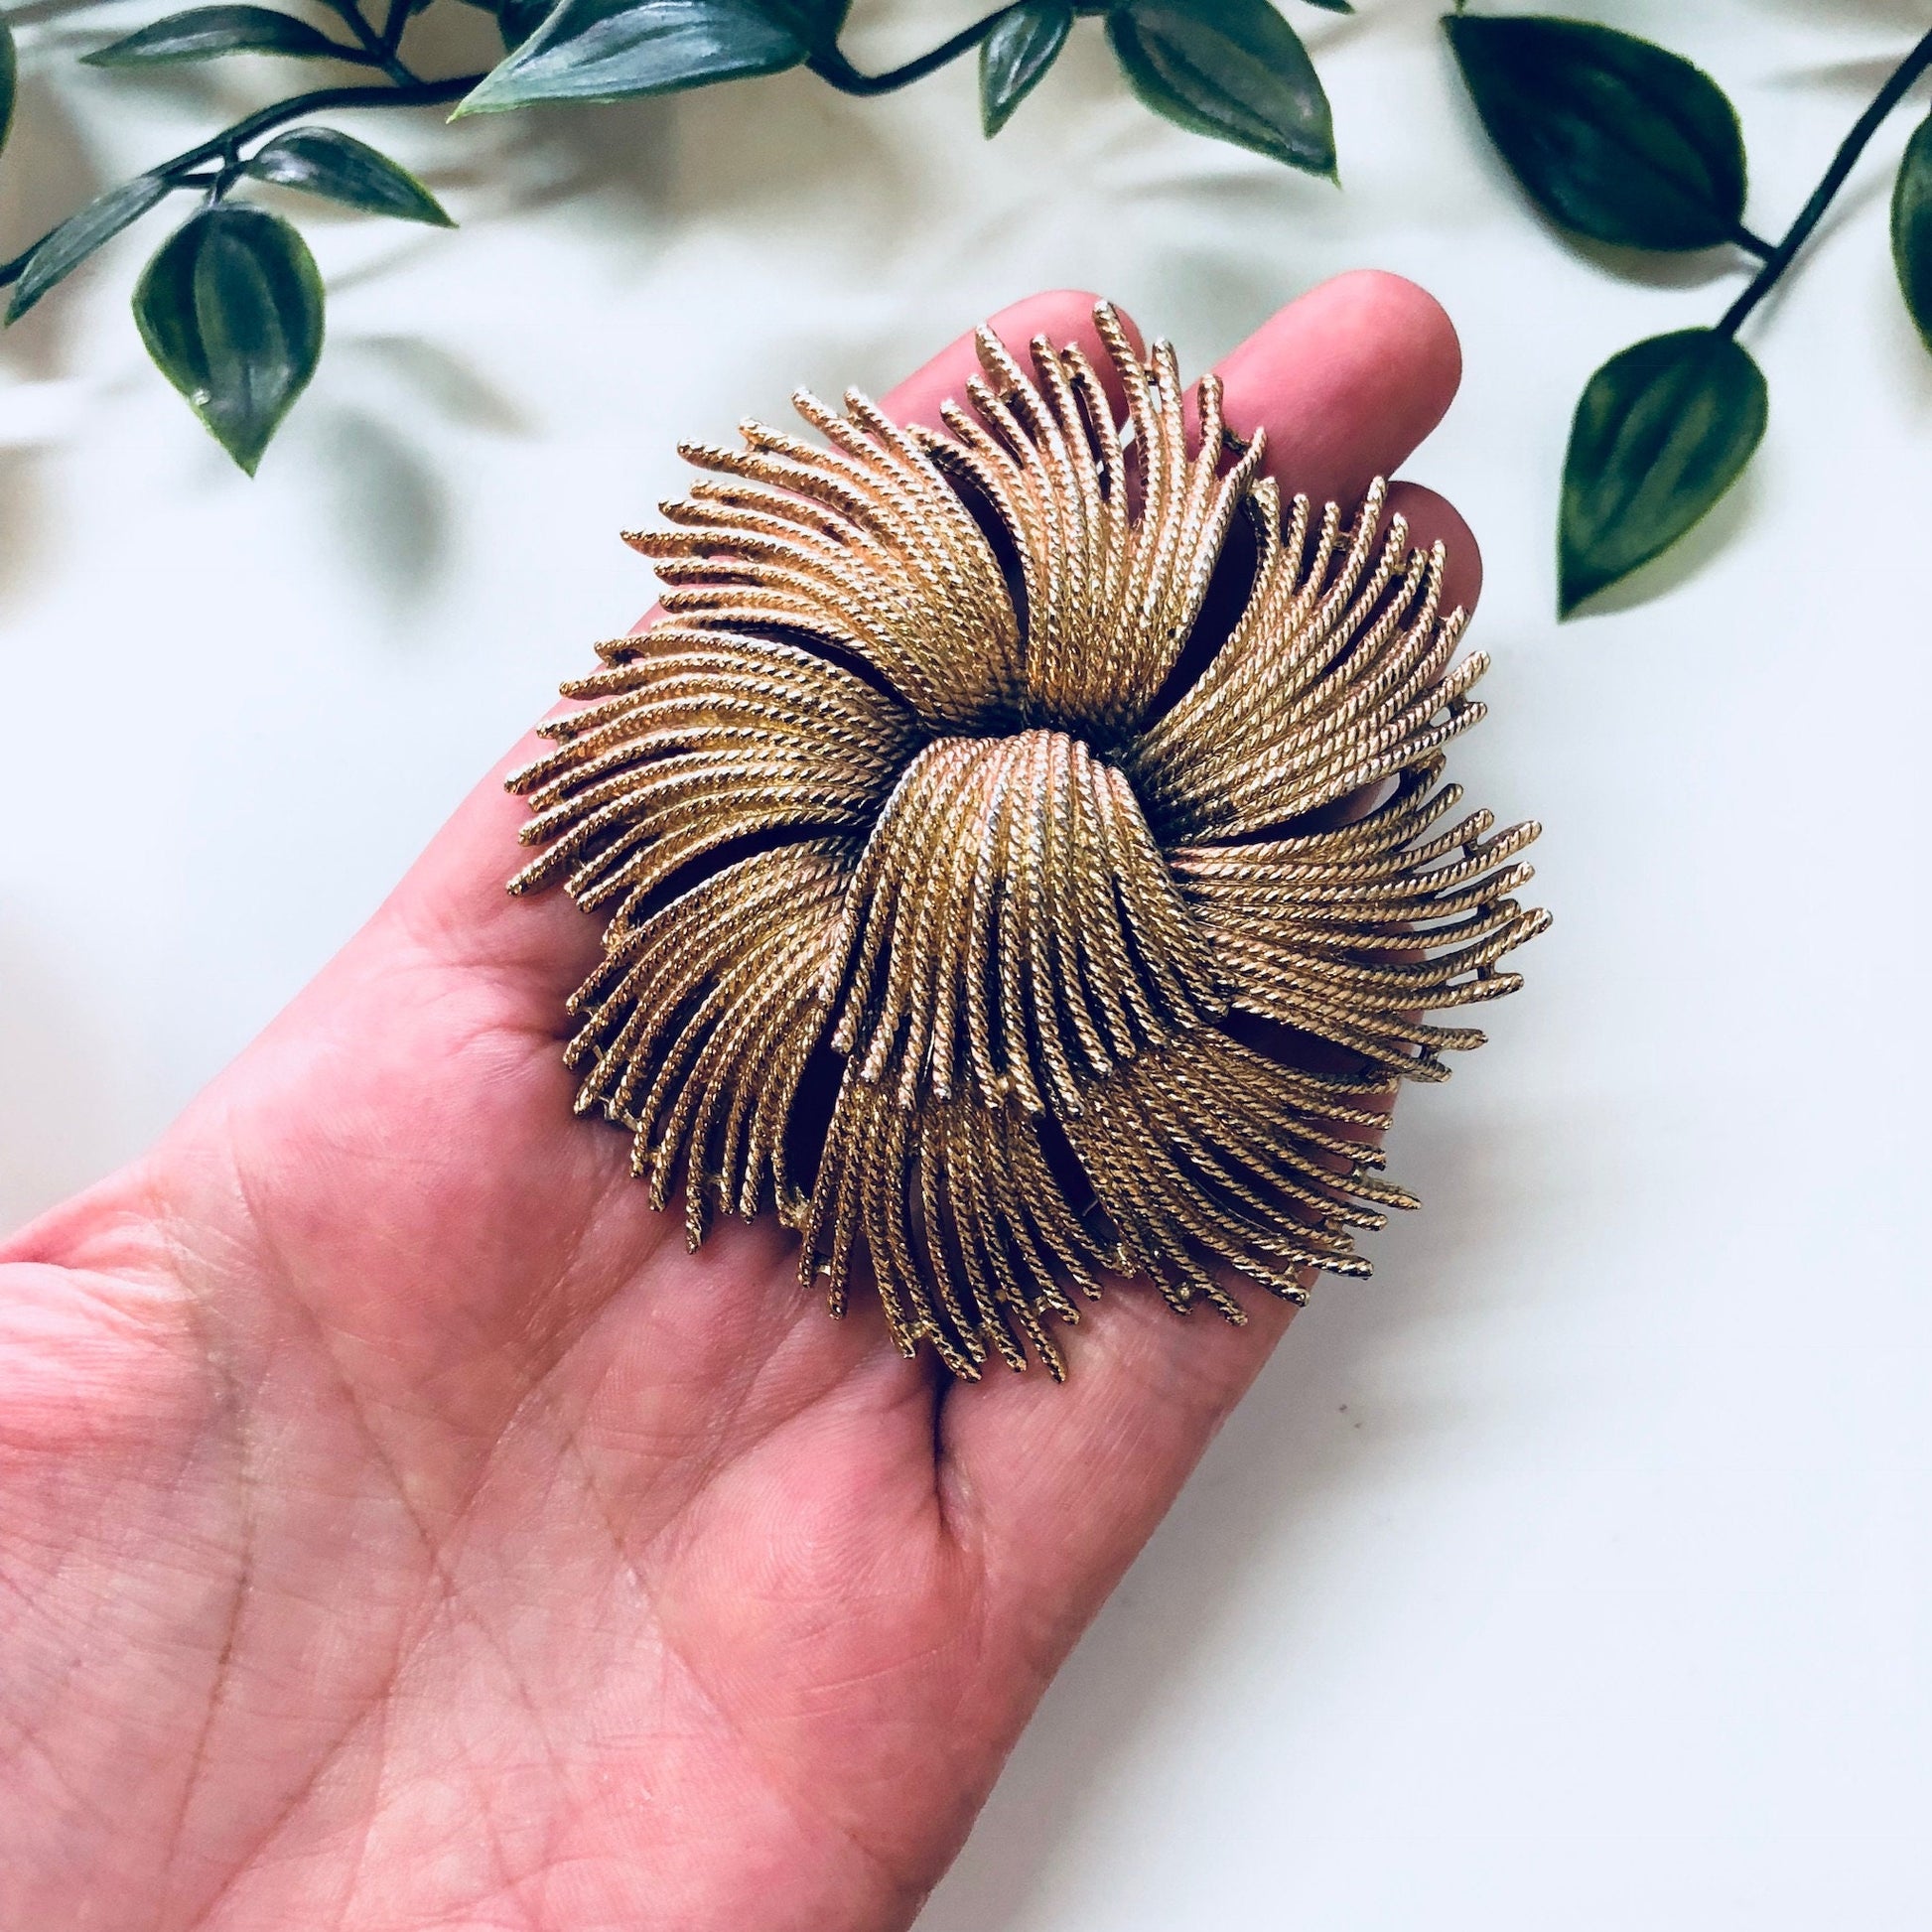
[[1, 14, 17, 160], [457, 0, 557, 45], [457, 0, 806, 113], [84, 5, 353, 67], [1560, 329, 1765, 615], [1445, 16, 1745, 251], [1891, 112, 1932, 355], [1107, 0, 1333, 178], [243, 128, 455, 226], [754, 0, 848, 56], [133, 205, 325, 474], [1300, 0, 1351, 11], [494, 0, 556, 49], [7, 175, 175, 322], [981, 0, 1070, 137]]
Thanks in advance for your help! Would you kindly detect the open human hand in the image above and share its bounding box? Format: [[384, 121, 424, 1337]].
[[0, 274, 1476, 1932]]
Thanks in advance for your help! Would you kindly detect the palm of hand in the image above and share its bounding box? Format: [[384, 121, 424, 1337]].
[[1, 280, 1471, 1932]]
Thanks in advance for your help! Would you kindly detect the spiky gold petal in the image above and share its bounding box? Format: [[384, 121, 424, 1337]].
[[509, 303, 1548, 1382]]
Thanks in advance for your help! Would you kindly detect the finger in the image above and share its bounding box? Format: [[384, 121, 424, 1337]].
[[1219, 269, 1463, 510], [1387, 480, 1483, 617], [938, 276, 1473, 1639], [358, 293, 1141, 1019], [1207, 276, 1479, 610], [353, 283, 1464, 1010], [621, 288, 1142, 643]]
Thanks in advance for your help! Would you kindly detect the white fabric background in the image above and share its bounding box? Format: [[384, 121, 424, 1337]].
[[4, 0, 1929, 1924]]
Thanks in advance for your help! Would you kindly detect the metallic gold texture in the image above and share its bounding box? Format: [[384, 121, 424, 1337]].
[[507, 304, 1548, 1382]]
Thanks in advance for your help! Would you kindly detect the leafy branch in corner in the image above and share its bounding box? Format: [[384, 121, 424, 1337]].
[[1446, 12, 1932, 615], [0, 1, 1928, 618], [0, 0, 1352, 474]]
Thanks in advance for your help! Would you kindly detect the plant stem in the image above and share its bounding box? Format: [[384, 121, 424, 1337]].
[[808, 5, 1016, 96], [1718, 27, 1932, 338], [159, 71, 481, 175], [322, 0, 421, 84], [810, 0, 1105, 97], [0, 72, 482, 286], [378, 0, 414, 60]]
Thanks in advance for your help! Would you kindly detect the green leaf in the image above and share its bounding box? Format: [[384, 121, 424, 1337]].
[[1891, 112, 1932, 355], [7, 175, 175, 322], [981, 0, 1070, 137], [1445, 16, 1745, 252], [243, 128, 455, 226], [494, 0, 556, 48], [1560, 329, 1765, 615], [1299, 0, 1351, 11], [754, 0, 848, 55], [133, 205, 325, 474], [1, 14, 17, 161], [457, 0, 558, 47], [84, 5, 353, 67], [82, 5, 353, 67], [1107, 0, 1334, 179], [457, 0, 807, 113]]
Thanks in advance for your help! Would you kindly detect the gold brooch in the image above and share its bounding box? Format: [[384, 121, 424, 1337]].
[[507, 305, 1547, 1381]]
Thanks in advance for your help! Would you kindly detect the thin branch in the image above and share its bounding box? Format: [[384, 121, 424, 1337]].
[[321, 0, 422, 83], [1719, 27, 1932, 338], [808, 8, 1012, 96], [377, 0, 413, 60], [0, 72, 482, 286], [160, 70, 481, 174], [809, 0, 1106, 97]]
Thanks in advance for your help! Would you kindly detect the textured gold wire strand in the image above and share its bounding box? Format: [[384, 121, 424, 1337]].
[[507, 304, 1549, 1382]]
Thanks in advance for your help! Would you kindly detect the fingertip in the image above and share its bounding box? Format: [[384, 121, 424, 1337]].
[[1322, 268, 1462, 414], [1217, 269, 1463, 507], [1385, 481, 1483, 616], [1285, 269, 1462, 430]]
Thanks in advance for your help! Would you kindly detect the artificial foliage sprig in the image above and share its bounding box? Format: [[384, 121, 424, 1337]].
[[1445, 11, 1932, 614], [0, 1, 1928, 614]]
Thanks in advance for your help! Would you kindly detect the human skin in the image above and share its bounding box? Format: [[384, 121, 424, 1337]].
[[0, 273, 1477, 1932]]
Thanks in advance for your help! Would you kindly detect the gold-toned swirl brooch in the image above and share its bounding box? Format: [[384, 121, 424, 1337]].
[[507, 303, 1548, 1382]]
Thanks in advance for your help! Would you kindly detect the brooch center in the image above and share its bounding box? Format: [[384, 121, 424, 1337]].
[[824, 726, 1227, 1117]]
